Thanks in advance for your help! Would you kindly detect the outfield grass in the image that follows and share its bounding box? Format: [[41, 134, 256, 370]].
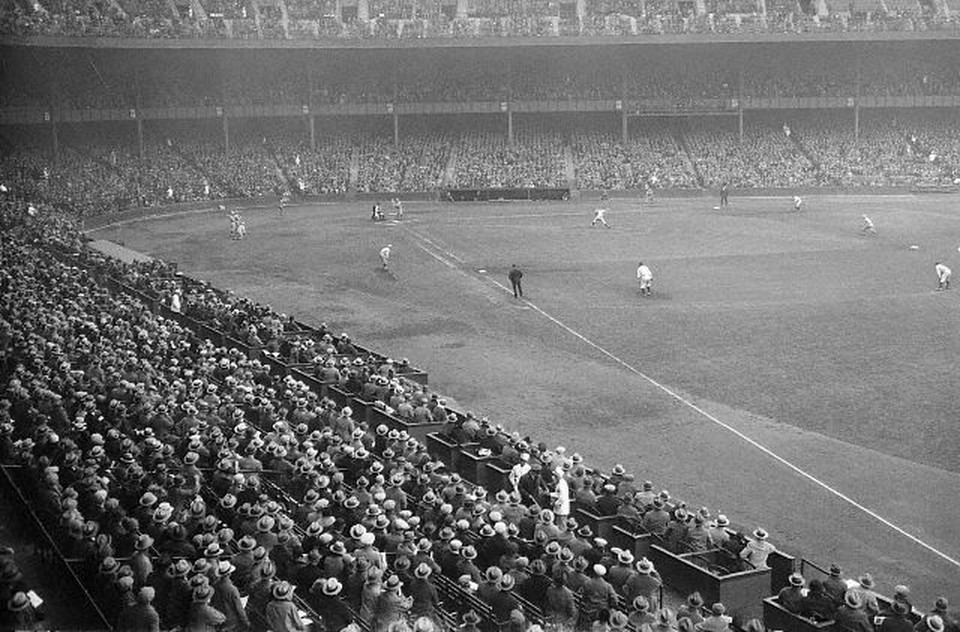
[[103, 193, 960, 602]]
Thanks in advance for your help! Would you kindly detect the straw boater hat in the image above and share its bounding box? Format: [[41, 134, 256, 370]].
[[322, 578, 344, 596], [272, 581, 296, 601]]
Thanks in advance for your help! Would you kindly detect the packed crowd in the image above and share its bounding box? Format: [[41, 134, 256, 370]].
[[355, 135, 451, 194], [572, 130, 699, 190], [2, 0, 959, 41], [454, 131, 568, 189], [682, 120, 822, 188], [3, 113, 959, 215], [5, 51, 960, 112], [3, 183, 960, 631]]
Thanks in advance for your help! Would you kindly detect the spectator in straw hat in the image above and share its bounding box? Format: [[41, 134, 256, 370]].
[[3, 592, 38, 631], [853, 573, 880, 616], [490, 574, 522, 624], [607, 549, 636, 592], [677, 592, 706, 625], [622, 557, 661, 611], [265, 581, 305, 632], [739, 528, 775, 569], [629, 596, 656, 629], [408, 562, 440, 621], [373, 574, 411, 632], [834, 590, 873, 632], [580, 564, 618, 628], [649, 607, 679, 632], [211, 560, 248, 632], [778, 573, 806, 614], [927, 598, 960, 632], [309, 578, 353, 632], [918, 614, 950, 632]]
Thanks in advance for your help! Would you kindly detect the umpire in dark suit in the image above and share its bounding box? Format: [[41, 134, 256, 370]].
[[508, 265, 523, 298]]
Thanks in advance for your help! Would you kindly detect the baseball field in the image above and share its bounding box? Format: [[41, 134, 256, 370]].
[[95, 192, 960, 603]]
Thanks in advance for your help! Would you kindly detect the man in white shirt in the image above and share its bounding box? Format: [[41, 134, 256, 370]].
[[637, 262, 653, 296], [591, 207, 610, 228], [793, 196, 803, 212], [380, 244, 392, 270], [861, 215, 876, 235], [935, 262, 951, 291], [552, 466, 570, 524]]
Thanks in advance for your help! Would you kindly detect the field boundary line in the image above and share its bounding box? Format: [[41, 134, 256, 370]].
[[492, 278, 960, 569], [408, 226, 960, 570]]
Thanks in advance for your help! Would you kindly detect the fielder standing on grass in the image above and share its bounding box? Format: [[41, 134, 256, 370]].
[[509, 264, 524, 299], [935, 262, 951, 291], [861, 215, 876, 235], [380, 244, 392, 270], [637, 262, 653, 296]]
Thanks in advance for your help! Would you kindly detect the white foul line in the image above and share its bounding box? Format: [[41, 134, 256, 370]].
[[409, 227, 960, 570]]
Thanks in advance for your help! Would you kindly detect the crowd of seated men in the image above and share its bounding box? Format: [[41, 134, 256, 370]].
[[3, 0, 960, 41], [454, 132, 567, 189], [2, 114, 958, 219]]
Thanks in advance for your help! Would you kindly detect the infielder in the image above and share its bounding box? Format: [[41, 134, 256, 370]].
[[637, 262, 653, 296], [591, 207, 610, 228]]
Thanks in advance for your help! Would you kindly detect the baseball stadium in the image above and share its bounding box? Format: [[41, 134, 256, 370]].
[[1, 6, 960, 631]]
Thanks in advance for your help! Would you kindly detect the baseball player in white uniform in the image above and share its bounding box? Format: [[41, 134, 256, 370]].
[[637, 262, 653, 296], [861, 215, 876, 235], [935, 262, 951, 291], [380, 244, 392, 270], [591, 207, 610, 228]]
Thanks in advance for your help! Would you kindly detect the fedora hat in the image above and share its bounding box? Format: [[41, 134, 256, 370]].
[[272, 581, 296, 601]]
